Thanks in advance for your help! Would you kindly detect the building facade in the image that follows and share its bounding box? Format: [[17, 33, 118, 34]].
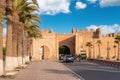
[[32, 28, 117, 61]]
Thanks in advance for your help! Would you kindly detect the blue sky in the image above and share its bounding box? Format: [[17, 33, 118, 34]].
[[36, 0, 120, 34], [3, 0, 120, 36]]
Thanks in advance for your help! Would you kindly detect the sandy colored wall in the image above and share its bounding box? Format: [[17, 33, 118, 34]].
[[32, 29, 117, 61], [32, 33, 57, 61], [57, 34, 75, 54]]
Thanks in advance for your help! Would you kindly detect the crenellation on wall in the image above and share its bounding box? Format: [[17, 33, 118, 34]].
[[41, 29, 55, 34], [90, 29, 94, 32], [76, 28, 79, 32], [111, 33, 116, 37], [41, 29, 45, 33], [103, 33, 116, 38], [49, 29, 53, 33], [72, 28, 80, 33], [45, 29, 49, 33], [72, 28, 76, 33], [79, 29, 84, 32], [86, 28, 89, 32], [92, 28, 102, 38], [108, 33, 116, 37]]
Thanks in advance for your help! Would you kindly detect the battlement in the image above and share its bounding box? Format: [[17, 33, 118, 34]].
[[41, 28, 117, 38], [72, 28, 94, 33], [41, 29, 54, 33], [72, 28, 79, 33], [105, 33, 116, 37]]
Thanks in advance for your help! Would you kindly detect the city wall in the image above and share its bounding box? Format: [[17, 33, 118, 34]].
[[32, 28, 117, 61]]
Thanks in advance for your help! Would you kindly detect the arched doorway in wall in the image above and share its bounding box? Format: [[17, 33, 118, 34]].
[[59, 46, 71, 55], [39, 45, 50, 60], [59, 45, 71, 55]]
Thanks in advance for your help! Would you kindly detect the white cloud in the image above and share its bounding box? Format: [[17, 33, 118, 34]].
[[87, 0, 97, 3], [37, 0, 71, 15], [3, 28, 7, 37], [99, 0, 120, 7], [87, 24, 120, 35], [75, 1, 87, 10], [87, 25, 99, 31]]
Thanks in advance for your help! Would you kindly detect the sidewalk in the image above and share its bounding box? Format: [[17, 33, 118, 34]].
[[0, 61, 82, 80]]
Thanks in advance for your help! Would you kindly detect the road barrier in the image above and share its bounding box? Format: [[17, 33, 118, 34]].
[[88, 59, 120, 68]]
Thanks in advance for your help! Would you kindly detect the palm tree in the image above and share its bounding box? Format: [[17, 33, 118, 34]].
[[9, 0, 40, 63], [113, 45, 117, 58], [115, 35, 120, 61], [5, 0, 14, 71], [18, 1, 41, 63], [92, 45, 95, 58], [5, 0, 40, 69], [86, 42, 93, 58], [106, 41, 110, 60], [27, 25, 41, 38], [27, 25, 41, 61], [113, 40, 118, 59], [0, 0, 6, 75], [12, 0, 37, 66], [5, 0, 24, 70], [12, 0, 24, 67], [17, 23, 24, 65], [12, 0, 32, 65], [13, 0, 40, 64], [24, 26, 41, 62], [96, 40, 102, 59]]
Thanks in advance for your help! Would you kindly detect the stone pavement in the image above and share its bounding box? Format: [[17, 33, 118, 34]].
[[0, 61, 82, 80]]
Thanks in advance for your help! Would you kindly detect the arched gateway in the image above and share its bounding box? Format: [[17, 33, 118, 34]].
[[59, 46, 71, 55], [39, 45, 50, 60], [32, 28, 116, 61], [32, 30, 75, 61]]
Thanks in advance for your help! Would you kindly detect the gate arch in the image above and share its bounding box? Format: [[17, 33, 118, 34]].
[[59, 45, 71, 55], [39, 45, 50, 60], [59, 43, 75, 55], [33, 38, 56, 61]]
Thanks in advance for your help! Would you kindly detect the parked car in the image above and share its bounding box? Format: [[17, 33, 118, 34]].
[[63, 55, 74, 62]]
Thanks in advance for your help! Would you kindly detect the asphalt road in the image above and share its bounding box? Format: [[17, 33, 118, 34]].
[[63, 61, 120, 80]]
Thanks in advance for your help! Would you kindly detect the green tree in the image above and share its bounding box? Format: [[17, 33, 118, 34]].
[[86, 42, 93, 58], [113, 45, 117, 58], [5, 0, 41, 69], [96, 40, 102, 59], [0, 0, 6, 75], [5, 0, 14, 71], [106, 41, 110, 60], [113, 40, 118, 59], [18, 0, 41, 62], [115, 35, 120, 61]]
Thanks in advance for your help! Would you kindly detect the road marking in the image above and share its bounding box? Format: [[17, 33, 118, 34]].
[[78, 67, 120, 73], [61, 63, 85, 80], [70, 70, 85, 80]]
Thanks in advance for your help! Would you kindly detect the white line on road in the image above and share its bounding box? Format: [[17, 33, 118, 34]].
[[61, 63, 85, 80]]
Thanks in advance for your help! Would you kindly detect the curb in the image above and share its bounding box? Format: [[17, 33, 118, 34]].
[[60, 63, 85, 80]]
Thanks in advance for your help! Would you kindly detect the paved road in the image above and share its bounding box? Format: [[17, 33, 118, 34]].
[[0, 61, 82, 80], [63, 61, 120, 80]]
